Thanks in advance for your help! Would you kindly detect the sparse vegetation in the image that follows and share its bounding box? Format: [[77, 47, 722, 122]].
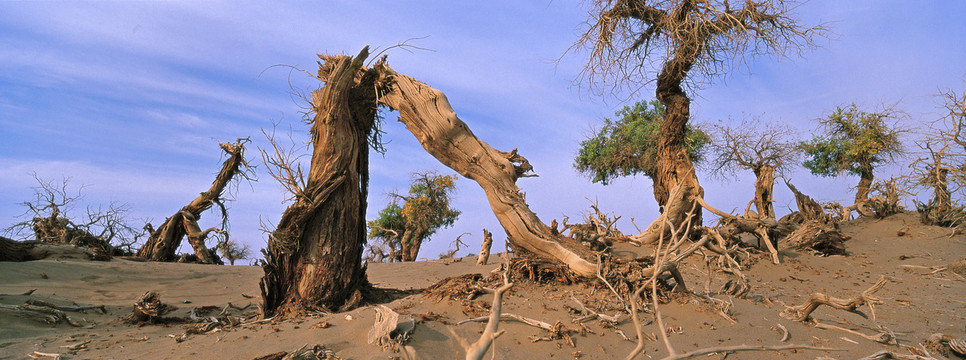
[[800, 104, 904, 204], [367, 171, 461, 262]]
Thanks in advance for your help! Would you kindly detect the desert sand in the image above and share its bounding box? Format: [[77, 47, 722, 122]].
[[2, 212, 964, 360]]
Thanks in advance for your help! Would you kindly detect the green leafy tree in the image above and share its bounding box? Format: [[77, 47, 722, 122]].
[[367, 171, 460, 262], [800, 104, 904, 203], [575, 100, 709, 198]]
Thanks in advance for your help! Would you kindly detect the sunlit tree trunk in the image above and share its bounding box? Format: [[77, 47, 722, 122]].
[[753, 165, 777, 219], [260, 47, 387, 315]]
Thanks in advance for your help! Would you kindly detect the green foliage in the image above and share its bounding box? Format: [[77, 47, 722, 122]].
[[800, 104, 903, 177], [367, 172, 461, 252], [574, 100, 710, 184]]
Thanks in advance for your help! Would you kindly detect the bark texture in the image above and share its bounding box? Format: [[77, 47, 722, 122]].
[[653, 54, 704, 230], [0, 236, 43, 262], [477, 229, 493, 265], [136, 140, 248, 263], [855, 168, 874, 203], [259, 47, 389, 316], [753, 165, 777, 219], [379, 68, 598, 277]]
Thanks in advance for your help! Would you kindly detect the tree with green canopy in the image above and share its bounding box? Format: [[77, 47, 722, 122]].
[[572, 0, 825, 234], [367, 171, 461, 262], [575, 100, 710, 198], [800, 104, 904, 203]]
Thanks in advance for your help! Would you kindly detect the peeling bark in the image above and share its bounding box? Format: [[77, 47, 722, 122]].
[[753, 165, 777, 219], [136, 139, 249, 263], [260, 47, 389, 316]]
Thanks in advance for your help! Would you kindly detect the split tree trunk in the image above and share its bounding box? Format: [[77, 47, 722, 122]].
[[753, 165, 777, 219], [259, 47, 388, 316], [136, 140, 248, 263], [379, 68, 598, 277], [477, 229, 493, 265]]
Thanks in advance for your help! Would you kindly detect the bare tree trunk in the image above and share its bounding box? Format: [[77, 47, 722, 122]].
[[379, 68, 598, 277], [753, 165, 777, 219], [477, 229, 492, 265], [400, 226, 427, 262], [259, 47, 388, 316], [855, 168, 874, 203], [136, 140, 248, 263], [654, 58, 704, 231]]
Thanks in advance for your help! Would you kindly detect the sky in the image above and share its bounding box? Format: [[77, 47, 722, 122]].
[[1, 1, 964, 263]]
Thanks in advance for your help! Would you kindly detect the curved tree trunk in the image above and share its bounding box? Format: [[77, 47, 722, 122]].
[[259, 47, 387, 316], [379, 68, 598, 277], [653, 57, 704, 232], [855, 168, 874, 203], [753, 165, 777, 219], [136, 140, 248, 263]]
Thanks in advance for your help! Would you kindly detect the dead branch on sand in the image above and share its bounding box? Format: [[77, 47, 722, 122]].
[[450, 270, 514, 360], [781, 276, 888, 322]]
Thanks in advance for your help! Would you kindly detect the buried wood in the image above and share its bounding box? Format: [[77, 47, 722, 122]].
[[0, 236, 45, 262], [137, 139, 252, 263]]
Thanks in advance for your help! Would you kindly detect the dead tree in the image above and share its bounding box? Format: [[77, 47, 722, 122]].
[[477, 229, 493, 265], [5, 175, 144, 255], [380, 64, 701, 288], [379, 67, 598, 277], [259, 47, 390, 316], [709, 119, 798, 219], [572, 0, 824, 236], [136, 139, 252, 264]]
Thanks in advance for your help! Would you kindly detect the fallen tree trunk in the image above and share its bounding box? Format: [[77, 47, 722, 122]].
[[0, 236, 44, 262], [136, 139, 250, 263], [379, 68, 597, 277]]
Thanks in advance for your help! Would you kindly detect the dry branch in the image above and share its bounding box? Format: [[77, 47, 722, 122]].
[[455, 272, 513, 360], [781, 276, 888, 322]]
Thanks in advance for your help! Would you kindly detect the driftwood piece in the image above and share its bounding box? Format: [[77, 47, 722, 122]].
[[451, 272, 514, 360], [0, 303, 82, 327], [781, 277, 888, 322], [124, 291, 177, 324], [367, 305, 415, 349]]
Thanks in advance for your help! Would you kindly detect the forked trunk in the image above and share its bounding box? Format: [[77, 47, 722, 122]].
[[399, 225, 427, 262], [855, 168, 874, 203], [136, 140, 248, 263], [753, 165, 777, 219], [259, 47, 388, 316]]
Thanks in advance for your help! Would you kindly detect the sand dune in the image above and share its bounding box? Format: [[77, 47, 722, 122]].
[[2, 212, 964, 359]]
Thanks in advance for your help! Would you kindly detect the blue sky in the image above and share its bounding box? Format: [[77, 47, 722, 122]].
[[1, 1, 964, 262]]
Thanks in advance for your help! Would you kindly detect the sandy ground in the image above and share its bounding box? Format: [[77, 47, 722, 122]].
[[2, 212, 964, 359]]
